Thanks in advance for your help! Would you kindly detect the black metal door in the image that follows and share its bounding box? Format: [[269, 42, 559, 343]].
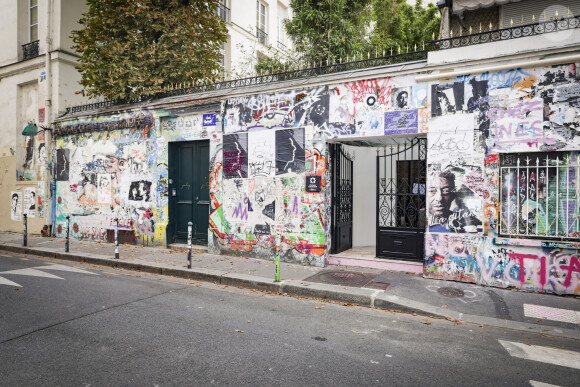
[[330, 143, 353, 254], [377, 138, 426, 261]]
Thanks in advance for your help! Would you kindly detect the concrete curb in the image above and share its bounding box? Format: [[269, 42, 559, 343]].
[[1, 243, 578, 340]]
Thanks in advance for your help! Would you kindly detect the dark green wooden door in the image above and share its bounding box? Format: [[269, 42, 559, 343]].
[[169, 140, 210, 245]]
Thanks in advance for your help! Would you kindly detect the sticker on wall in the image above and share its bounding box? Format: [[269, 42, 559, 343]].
[[392, 87, 412, 110], [223, 133, 248, 178], [203, 114, 216, 126], [305, 175, 322, 193], [248, 131, 275, 178], [37, 142, 47, 165], [429, 114, 476, 165], [56, 149, 70, 181], [10, 191, 22, 221], [275, 128, 305, 175], [384, 110, 419, 135], [412, 85, 428, 109], [37, 182, 44, 217], [431, 83, 464, 116], [97, 174, 112, 204], [128, 180, 152, 202], [23, 187, 36, 218]]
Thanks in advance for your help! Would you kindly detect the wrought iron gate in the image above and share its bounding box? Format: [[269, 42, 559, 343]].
[[377, 138, 427, 261], [330, 143, 353, 254]]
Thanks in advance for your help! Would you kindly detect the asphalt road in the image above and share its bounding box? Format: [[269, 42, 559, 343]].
[[1, 252, 579, 386]]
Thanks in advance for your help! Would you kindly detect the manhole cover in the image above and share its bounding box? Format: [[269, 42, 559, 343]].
[[437, 287, 465, 298], [304, 270, 375, 287]]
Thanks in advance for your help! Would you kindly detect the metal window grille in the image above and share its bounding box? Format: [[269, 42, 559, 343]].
[[257, 28, 268, 45], [500, 152, 580, 240], [22, 40, 39, 61]]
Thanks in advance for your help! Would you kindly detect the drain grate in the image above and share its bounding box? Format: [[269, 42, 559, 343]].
[[304, 270, 376, 288], [437, 287, 465, 298]]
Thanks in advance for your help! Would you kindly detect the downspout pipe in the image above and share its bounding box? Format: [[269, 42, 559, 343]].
[[45, 0, 53, 230]]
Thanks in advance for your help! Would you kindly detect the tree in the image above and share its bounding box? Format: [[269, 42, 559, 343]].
[[370, 0, 440, 54], [285, 0, 373, 65], [72, 0, 228, 101]]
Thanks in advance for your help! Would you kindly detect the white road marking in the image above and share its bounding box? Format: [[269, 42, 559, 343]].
[[529, 381, 562, 387], [524, 304, 580, 325], [0, 276, 22, 287], [0, 268, 63, 279], [499, 340, 580, 370], [35, 264, 98, 275]]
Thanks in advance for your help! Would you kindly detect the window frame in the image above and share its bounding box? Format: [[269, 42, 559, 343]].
[[29, 0, 38, 42]]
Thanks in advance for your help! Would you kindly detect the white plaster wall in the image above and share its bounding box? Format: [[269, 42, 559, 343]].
[[55, 0, 87, 52], [347, 145, 378, 247], [0, 0, 19, 65], [228, 0, 292, 76], [428, 29, 580, 66], [54, 59, 89, 118]]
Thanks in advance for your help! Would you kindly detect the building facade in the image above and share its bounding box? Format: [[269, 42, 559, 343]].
[[13, 0, 580, 295], [0, 0, 292, 236]]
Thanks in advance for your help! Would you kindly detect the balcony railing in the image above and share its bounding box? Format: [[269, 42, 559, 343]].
[[277, 41, 286, 50], [434, 15, 579, 50], [257, 28, 268, 45], [22, 40, 39, 61], [216, 2, 230, 23]]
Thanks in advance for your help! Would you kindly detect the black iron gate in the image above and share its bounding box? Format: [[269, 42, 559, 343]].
[[377, 138, 427, 261], [330, 143, 353, 254]]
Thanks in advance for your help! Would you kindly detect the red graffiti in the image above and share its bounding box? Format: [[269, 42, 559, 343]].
[[562, 256, 580, 288]]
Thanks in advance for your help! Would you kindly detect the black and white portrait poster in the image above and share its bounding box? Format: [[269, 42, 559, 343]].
[[23, 187, 36, 218], [10, 191, 22, 221], [275, 128, 305, 175]]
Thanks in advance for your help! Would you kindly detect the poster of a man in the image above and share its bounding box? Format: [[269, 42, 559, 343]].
[[23, 187, 36, 218], [392, 87, 411, 109], [428, 169, 481, 233], [11, 192, 22, 221]]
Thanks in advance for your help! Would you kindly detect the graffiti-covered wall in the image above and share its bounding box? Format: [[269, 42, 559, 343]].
[[54, 110, 220, 245], [51, 60, 579, 294], [215, 75, 429, 266], [424, 64, 580, 295]]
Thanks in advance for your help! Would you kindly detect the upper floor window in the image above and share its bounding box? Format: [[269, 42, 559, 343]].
[[29, 0, 38, 42], [277, 2, 287, 48], [500, 151, 579, 240], [257, 1, 267, 45]]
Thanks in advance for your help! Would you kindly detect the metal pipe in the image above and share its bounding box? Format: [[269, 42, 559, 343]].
[[23, 214, 28, 246], [65, 215, 70, 252], [114, 218, 119, 259], [187, 221, 192, 268]]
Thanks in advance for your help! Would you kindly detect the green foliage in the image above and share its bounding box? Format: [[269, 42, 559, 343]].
[[370, 0, 440, 53], [283, 0, 439, 68], [285, 0, 373, 64], [71, 0, 228, 101]]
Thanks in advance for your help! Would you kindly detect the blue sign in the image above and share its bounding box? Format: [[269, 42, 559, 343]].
[[203, 113, 216, 126]]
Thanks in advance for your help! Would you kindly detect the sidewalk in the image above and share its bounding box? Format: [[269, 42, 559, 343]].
[[1, 231, 578, 340]]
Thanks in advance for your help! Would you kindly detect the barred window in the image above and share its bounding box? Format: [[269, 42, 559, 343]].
[[500, 152, 579, 240]]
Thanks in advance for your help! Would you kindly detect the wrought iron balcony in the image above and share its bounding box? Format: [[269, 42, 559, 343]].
[[257, 28, 268, 45], [433, 15, 579, 50], [216, 2, 230, 23], [22, 40, 40, 61]]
